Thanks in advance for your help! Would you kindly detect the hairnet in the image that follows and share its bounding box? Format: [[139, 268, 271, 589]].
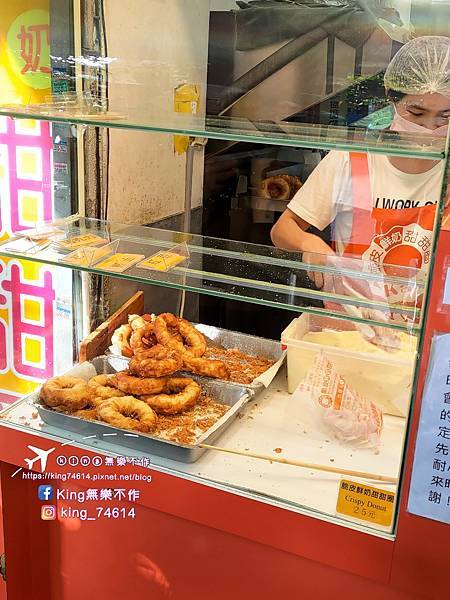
[[384, 36, 450, 96]]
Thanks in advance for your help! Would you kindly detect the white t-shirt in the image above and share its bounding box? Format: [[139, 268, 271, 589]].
[[288, 151, 444, 255]]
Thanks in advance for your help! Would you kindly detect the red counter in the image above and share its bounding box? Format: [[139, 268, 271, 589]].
[[0, 234, 449, 600]]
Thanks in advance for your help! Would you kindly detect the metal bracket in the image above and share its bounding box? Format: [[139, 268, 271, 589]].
[[183, 137, 208, 233]]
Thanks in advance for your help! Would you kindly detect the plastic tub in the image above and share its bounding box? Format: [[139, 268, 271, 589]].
[[281, 314, 417, 417]]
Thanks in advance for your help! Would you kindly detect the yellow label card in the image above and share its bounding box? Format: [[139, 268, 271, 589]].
[[59, 245, 112, 267], [138, 251, 186, 272], [95, 253, 145, 273], [57, 234, 107, 250], [336, 480, 395, 528]]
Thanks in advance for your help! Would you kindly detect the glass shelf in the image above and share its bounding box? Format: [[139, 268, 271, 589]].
[[0, 217, 425, 332], [0, 105, 446, 160]]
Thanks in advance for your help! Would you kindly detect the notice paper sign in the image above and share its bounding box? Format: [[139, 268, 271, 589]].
[[408, 334, 450, 524], [336, 480, 395, 528], [443, 267, 450, 306]]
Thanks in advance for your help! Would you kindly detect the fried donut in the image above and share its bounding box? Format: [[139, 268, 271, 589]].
[[87, 375, 125, 400], [115, 371, 168, 395], [97, 396, 157, 432], [111, 324, 133, 358], [74, 408, 98, 420], [130, 323, 157, 354], [40, 376, 91, 410], [129, 345, 183, 378], [142, 377, 201, 415], [154, 313, 185, 353], [260, 174, 302, 201], [177, 319, 207, 357], [87, 396, 107, 409], [182, 355, 230, 380]]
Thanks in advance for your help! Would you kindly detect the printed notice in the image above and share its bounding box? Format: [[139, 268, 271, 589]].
[[336, 480, 395, 527], [408, 334, 450, 524], [443, 267, 450, 306]]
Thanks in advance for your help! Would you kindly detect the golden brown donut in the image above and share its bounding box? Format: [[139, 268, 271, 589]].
[[260, 175, 291, 200], [155, 313, 206, 357], [129, 345, 182, 378], [87, 374, 125, 400], [141, 377, 201, 415], [97, 396, 157, 432], [40, 376, 91, 410], [154, 313, 185, 353], [74, 408, 98, 420], [88, 396, 107, 409], [260, 174, 302, 201], [130, 323, 157, 354], [177, 318, 207, 357], [115, 371, 168, 395], [182, 355, 230, 379]]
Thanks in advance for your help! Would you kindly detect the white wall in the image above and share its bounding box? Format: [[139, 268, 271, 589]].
[[104, 0, 210, 224], [211, 0, 237, 9]]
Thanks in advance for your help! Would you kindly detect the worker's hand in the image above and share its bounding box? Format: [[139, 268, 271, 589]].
[[301, 234, 336, 289]]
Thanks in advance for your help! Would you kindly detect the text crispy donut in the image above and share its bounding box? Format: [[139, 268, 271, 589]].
[[154, 313, 185, 353], [129, 345, 182, 378], [111, 324, 133, 358], [97, 396, 157, 432], [40, 376, 91, 410], [182, 355, 230, 380], [142, 377, 201, 415], [115, 371, 168, 395], [87, 374, 125, 400]]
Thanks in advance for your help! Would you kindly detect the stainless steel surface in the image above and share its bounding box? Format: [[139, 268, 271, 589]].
[[31, 356, 256, 463], [195, 324, 284, 388]]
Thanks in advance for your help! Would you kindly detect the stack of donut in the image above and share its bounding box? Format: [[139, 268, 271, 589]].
[[113, 312, 230, 380], [40, 368, 203, 434], [39, 313, 232, 434]]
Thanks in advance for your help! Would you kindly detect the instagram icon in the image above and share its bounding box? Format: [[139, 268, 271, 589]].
[[41, 505, 56, 521]]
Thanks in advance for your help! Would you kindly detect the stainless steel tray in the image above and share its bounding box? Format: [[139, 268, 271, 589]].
[[31, 356, 255, 463], [109, 322, 285, 389]]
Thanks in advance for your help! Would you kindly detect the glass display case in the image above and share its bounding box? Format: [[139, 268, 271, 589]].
[[0, 0, 449, 541]]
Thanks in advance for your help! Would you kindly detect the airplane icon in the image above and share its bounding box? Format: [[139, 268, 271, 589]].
[[24, 445, 56, 472]]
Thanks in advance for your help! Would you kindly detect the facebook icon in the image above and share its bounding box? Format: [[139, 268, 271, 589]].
[[38, 485, 54, 501]]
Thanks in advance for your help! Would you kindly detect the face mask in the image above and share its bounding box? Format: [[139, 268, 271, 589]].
[[390, 107, 449, 137]]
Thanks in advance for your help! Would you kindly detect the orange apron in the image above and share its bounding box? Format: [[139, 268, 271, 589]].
[[344, 152, 436, 270], [324, 153, 437, 324]]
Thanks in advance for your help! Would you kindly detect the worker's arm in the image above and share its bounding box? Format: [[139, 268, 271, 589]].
[[271, 209, 335, 289], [271, 208, 334, 255]]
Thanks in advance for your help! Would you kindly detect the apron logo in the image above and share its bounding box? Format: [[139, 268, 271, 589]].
[[362, 223, 431, 272]]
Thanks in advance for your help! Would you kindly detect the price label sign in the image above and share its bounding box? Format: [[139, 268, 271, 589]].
[[95, 253, 145, 273], [139, 251, 186, 272], [56, 233, 107, 250], [336, 480, 395, 527]]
